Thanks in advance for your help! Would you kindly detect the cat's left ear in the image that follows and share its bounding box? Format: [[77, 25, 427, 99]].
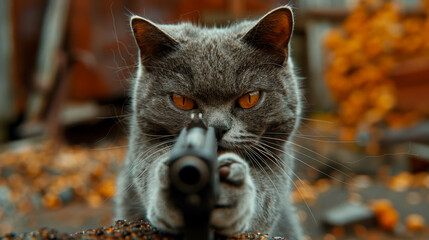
[[242, 7, 294, 64], [130, 17, 178, 64]]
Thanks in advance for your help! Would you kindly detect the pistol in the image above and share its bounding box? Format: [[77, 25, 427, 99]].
[[167, 114, 219, 240]]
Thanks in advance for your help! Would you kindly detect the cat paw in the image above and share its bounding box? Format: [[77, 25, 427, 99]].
[[147, 153, 256, 235], [211, 152, 256, 235], [146, 160, 184, 233]]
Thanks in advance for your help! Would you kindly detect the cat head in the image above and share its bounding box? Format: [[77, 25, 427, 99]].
[[130, 6, 301, 152]]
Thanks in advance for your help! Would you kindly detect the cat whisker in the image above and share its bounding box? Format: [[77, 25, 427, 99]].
[[116, 40, 138, 59], [106, 64, 139, 72], [92, 135, 174, 151], [93, 118, 128, 145], [122, 140, 175, 187], [95, 114, 132, 120], [298, 117, 334, 124], [110, 2, 136, 81], [251, 144, 317, 224], [265, 131, 356, 143], [243, 145, 280, 195], [91, 145, 130, 151], [267, 131, 337, 139], [133, 144, 173, 189], [294, 133, 337, 138], [258, 141, 349, 185], [294, 135, 358, 144], [119, 146, 155, 186], [298, 121, 327, 138], [260, 135, 353, 174], [114, 136, 175, 194], [142, 134, 175, 143], [136, 140, 175, 163], [238, 148, 263, 187]]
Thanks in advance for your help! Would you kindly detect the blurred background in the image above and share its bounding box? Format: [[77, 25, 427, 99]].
[[1, 0, 429, 239]]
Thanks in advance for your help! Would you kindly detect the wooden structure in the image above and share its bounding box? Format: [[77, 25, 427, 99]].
[[2, 0, 287, 142]]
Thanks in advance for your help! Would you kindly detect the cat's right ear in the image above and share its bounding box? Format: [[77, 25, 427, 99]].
[[130, 17, 178, 64], [242, 7, 294, 64]]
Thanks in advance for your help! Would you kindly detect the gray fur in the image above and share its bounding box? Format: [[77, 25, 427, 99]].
[[115, 6, 304, 240]]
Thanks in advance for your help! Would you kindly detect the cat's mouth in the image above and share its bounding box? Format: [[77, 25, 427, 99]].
[[217, 144, 242, 154], [214, 203, 236, 209], [217, 145, 231, 152], [217, 139, 258, 151]]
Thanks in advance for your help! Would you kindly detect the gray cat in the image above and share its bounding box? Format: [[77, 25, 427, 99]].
[[115, 6, 304, 240]]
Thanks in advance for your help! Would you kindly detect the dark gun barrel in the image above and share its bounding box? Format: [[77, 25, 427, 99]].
[[168, 114, 218, 240]]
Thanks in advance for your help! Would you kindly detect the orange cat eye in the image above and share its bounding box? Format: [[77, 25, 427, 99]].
[[172, 94, 195, 110], [238, 91, 260, 109]]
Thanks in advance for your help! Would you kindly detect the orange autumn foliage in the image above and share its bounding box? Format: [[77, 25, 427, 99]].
[[370, 199, 399, 231], [324, 0, 429, 147]]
